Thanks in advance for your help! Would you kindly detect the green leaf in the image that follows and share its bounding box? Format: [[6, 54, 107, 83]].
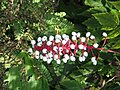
[[61, 80, 83, 90], [112, 40, 120, 49], [36, 62, 52, 82], [55, 12, 66, 17], [80, 7, 107, 17], [45, 12, 74, 35], [107, 26, 120, 39], [17, 51, 36, 76], [41, 77, 50, 90], [110, 1, 120, 10], [83, 17, 101, 29], [24, 54, 35, 76], [6, 66, 23, 90], [27, 76, 50, 90], [13, 20, 25, 40], [33, 0, 41, 3], [93, 13, 119, 30], [6, 52, 50, 90], [17, 51, 26, 58], [85, 0, 103, 7], [89, 87, 99, 90]]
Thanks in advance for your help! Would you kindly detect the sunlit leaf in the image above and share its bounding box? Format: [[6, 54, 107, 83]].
[[110, 1, 120, 10], [93, 13, 119, 30], [85, 0, 103, 7], [112, 40, 120, 49], [107, 26, 120, 39]]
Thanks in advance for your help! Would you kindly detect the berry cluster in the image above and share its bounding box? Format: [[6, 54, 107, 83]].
[[28, 32, 108, 65]]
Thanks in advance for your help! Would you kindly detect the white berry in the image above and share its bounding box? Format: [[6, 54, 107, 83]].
[[70, 44, 75, 49], [28, 48, 33, 53], [43, 56, 48, 61], [77, 32, 80, 37], [42, 48, 47, 53], [42, 36, 47, 41], [59, 47, 63, 51], [70, 56, 76, 61], [79, 56, 83, 62], [83, 51, 88, 57], [48, 52, 53, 57], [60, 52, 63, 55], [65, 35, 69, 41], [63, 58, 67, 63], [31, 40, 36, 45], [49, 35, 54, 41], [47, 58, 52, 64], [82, 56, 86, 61], [37, 37, 42, 42], [62, 40, 67, 44], [72, 32, 77, 36], [72, 36, 77, 40], [91, 57, 97, 65], [93, 60, 97, 65], [37, 41, 42, 46], [102, 32, 107, 37], [64, 54, 69, 60], [56, 59, 61, 64], [47, 41, 52, 46], [66, 49, 69, 53], [84, 46, 87, 50], [93, 43, 99, 48], [79, 56, 86, 62], [55, 39, 61, 43], [81, 37, 86, 42], [90, 35, 95, 40], [54, 54, 58, 60], [62, 34, 67, 39], [55, 34, 61, 40], [53, 46, 58, 52], [86, 32, 91, 37], [35, 51, 39, 56], [91, 57, 96, 62], [35, 55, 39, 59], [78, 44, 84, 49]]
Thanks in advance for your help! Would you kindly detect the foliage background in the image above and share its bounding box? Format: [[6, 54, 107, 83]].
[[0, 0, 120, 90]]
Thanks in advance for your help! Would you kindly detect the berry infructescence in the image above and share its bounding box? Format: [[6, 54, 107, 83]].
[[28, 32, 108, 65]]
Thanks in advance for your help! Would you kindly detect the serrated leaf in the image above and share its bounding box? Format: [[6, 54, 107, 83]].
[[85, 0, 103, 7], [45, 12, 74, 35], [6, 66, 23, 90], [93, 13, 119, 30], [7, 52, 50, 90], [37, 63, 52, 82], [107, 26, 120, 39], [24, 54, 35, 76], [110, 1, 120, 10], [18, 52, 35, 76], [83, 17, 101, 29], [80, 7, 107, 17], [26, 76, 50, 90], [41, 77, 50, 90], [61, 80, 83, 90], [13, 20, 25, 40], [112, 40, 120, 49]]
